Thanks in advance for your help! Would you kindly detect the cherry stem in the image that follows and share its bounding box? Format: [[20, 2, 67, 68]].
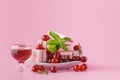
[[37, 70, 48, 75], [66, 66, 74, 70], [78, 43, 82, 56]]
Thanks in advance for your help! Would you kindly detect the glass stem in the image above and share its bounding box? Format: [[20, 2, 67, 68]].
[[18, 63, 24, 72]]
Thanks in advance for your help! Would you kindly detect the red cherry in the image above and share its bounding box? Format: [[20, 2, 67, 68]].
[[72, 56, 77, 61], [36, 44, 45, 50], [82, 64, 88, 70], [51, 58, 59, 63], [74, 65, 79, 72], [79, 64, 87, 71], [39, 65, 45, 71], [32, 65, 39, 72], [46, 49, 51, 54], [53, 54, 60, 59], [76, 56, 80, 60], [50, 67, 57, 73], [80, 56, 87, 62], [42, 35, 51, 41], [32, 68, 37, 72], [73, 45, 79, 51]]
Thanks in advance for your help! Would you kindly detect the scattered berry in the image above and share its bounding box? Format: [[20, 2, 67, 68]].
[[50, 67, 57, 73], [32, 65, 39, 72], [39, 65, 45, 71], [79, 64, 87, 71], [74, 65, 79, 72]]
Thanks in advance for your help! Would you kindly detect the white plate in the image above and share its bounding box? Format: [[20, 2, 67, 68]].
[[25, 60, 81, 70]]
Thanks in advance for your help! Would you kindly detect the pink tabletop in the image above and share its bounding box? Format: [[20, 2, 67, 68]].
[[0, 0, 120, 80]]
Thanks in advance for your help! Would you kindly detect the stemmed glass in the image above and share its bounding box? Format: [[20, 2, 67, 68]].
[[11, 44, 32, 72]]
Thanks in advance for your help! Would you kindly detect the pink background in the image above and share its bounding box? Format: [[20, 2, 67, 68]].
[[0, 0, 120, 80]]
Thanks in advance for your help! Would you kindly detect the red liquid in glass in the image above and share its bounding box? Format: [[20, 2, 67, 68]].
[[11, 49, 32, 63]]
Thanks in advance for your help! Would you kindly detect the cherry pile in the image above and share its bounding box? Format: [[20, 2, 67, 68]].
[[32, 64, 57, 74], [74, 64, 87, 72], [32, 63, 87, 74]]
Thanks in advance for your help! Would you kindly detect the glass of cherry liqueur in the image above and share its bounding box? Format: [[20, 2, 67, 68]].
[[11, 44, 32, 72]]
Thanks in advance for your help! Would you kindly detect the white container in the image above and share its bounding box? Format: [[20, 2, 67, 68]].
[[72, 51, 79, 56], [60, 51, 73, 59], [30, 49, 47, 62]]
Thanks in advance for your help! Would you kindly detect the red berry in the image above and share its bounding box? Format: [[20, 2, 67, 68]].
[[32, 65, 39, 72], [80, 56, 87, 62], [36, 44, 44, 50], [50, 67, 57, 73], [46, 49, 51, 54], [74, 65, 79, 72], [82, 64, 87, 70], [42, 35, 51, 41], [32, 68, 37, 72], [73, 45, 79, 51], [72, 56, 77, 61], [51, 58, 59, 63], [76, 56, 80, 60], [79, 64, 87, 71], [39, 65, 45, 71]]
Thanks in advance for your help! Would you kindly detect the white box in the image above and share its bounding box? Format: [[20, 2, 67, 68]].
[[31, 49, 47, 62]]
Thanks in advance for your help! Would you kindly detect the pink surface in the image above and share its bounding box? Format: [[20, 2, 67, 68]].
[[0, 0, 120, 80]]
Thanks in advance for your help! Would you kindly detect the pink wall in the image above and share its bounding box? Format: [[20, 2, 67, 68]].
[[0, 0, 120, 79]]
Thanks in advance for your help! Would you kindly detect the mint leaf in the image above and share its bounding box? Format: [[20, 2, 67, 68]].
[[49, 31, 68, 51], [48, 45, 57, 53], [47, 40, 58, 45]]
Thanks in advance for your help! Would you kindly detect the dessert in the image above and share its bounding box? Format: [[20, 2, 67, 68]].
[[29, 31, 88, 73]]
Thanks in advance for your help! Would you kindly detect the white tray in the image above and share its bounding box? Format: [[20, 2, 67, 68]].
[[25, 60, 81, 70]]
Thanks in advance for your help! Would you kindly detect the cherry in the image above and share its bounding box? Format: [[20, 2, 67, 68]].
[[64, 55, 70, 60], [50, 67, 57, 73], [72, 56, 77, 61], [82, 64, 88, 70], [42, 35, 51, 41], [51, 58, 59, 63], [76, 56, 80, 60], [53, 54, 57, 58], [59, 59, 64, 63], [46, 49, 51, 54], [39, 65, 45, 71], [80, 56, 87, 62], [64, 59, 70, 62], [73, 45, 79, 51], [48, 54, 53, 59], [36, 44, 44, 50], [79, 64, 87, 71], [32, 65, 39, 72], [48, 59, 51, 63], [74, 65, 79, 72], [32, 68, 37, 72]]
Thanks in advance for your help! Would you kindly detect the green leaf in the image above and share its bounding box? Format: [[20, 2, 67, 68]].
[[47, 40, 58, 45], [62, 37, 71, 43], [49, 31, 60, 40], [49, 31, 68, 51], [58, 39, 68, 51], [48, 45, 57, 53]]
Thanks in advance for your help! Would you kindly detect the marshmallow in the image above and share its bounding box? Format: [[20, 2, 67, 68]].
[[60, 51, 73, 59], [31, 49, 47, 62]]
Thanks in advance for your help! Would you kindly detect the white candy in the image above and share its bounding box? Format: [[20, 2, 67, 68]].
[[30, 49, 47, 62], [60, 51, 73, 59], [72, 50, 79, 56]]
